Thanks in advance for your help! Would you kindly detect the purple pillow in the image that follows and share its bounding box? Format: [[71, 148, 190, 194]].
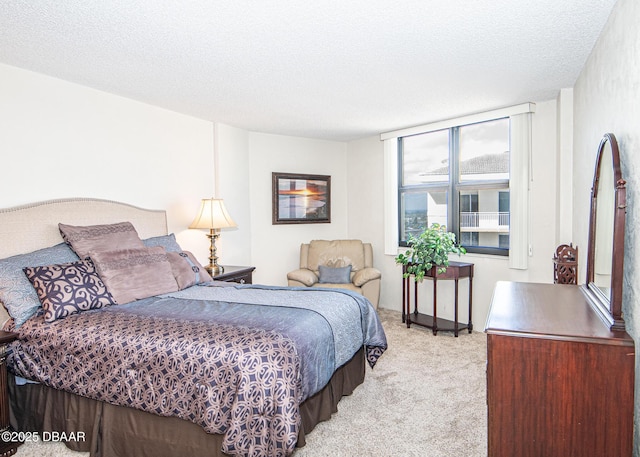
[[59, 222, 144, 259], [90, 247, 178, 304], [166, 251, 213, 290]]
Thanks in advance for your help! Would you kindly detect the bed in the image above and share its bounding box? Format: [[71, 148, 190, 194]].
[[0, 198, 387, 457]]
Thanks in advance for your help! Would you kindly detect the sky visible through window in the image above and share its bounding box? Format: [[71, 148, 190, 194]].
[[403, 118, 509, 184], [401, 118, 509, 213]]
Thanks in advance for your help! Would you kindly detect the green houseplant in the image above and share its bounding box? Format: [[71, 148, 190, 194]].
[[395, 223, 466, 281]]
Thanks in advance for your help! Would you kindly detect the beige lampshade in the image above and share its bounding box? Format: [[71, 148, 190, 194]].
[[189, 198, 237, 230]]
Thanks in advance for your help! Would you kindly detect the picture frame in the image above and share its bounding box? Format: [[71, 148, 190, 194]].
[[272, 172, 331, 224]]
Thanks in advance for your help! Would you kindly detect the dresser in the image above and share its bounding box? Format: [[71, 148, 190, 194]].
[[485, 281, 634, 457]]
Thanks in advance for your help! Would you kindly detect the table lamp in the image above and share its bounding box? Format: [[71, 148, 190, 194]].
[[189, 198, 237, 275]]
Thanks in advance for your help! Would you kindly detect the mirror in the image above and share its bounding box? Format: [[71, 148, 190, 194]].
[[593, 141, 615, 299], [584, 133, 627, 331]]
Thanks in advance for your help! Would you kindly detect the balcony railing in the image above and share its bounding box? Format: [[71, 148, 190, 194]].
[[460, 212, 509, 232]]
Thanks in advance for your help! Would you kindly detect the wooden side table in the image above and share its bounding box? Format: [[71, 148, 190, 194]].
[[402, 261, 474, 336], [212, 266, 255, 284], [0, 331, 19, 457]]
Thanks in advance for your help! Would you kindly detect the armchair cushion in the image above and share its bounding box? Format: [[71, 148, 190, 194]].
[[352, 267, 382, 287], [318, 265, 352, 284], [308, 240, 365, 272], [286, 268, 318, 287]]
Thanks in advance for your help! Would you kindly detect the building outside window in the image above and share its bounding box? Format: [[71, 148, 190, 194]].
[[398, 117, 510, 255]]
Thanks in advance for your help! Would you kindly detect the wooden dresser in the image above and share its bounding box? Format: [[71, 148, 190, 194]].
[[485, 281, 635, 457]]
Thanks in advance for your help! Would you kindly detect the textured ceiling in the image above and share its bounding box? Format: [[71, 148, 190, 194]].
[[0, 1, 617, 141]]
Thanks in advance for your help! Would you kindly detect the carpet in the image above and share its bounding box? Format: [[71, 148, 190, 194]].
[[13, 309, 488, 457]]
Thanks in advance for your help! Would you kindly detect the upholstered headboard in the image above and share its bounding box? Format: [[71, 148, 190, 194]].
[[0, 198, 168, 326]]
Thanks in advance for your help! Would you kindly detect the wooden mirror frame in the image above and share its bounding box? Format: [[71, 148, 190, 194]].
[[583, 133, 627, 331]]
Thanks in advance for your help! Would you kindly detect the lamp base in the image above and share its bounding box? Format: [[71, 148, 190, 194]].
[[207, 264, 224, 276], [206, 229, 225, 277]]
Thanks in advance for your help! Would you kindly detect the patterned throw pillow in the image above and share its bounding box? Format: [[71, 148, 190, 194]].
[[59, 221, 144, 259], [166, 251, 213, 290], [23, 259, 116, 323], [0, 243, 80, 327], [90, 246, 179, 305], [318, 265, 353, 284]]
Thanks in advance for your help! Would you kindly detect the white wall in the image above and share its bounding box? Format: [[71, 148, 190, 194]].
[[247, 132, 349, 285], [572, 0, 640, 452], [197, 124, 351, 286], [213, 123, 252, 266], [347, 99, 562, 328], [0, 63, 215, 260], [555, 88, 574, 243]]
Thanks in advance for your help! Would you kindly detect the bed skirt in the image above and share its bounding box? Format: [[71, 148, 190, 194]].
[[9, 347, 365, 457]]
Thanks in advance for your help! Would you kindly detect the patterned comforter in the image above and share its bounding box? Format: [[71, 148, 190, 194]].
[[7, 284, 387, 457]]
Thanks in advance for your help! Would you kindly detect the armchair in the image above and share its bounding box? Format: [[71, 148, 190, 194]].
[[287, 240, 381, 309]]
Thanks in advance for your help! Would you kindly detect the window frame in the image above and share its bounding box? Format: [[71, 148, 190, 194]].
[[381, 102, 535, 269], [397, 121, 510, 256]]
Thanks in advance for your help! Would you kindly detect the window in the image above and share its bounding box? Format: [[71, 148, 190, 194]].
[[398, 118, 510, 255], [383, 103, 533, 268]]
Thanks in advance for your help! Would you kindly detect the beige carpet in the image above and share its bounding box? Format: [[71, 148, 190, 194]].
[[14, 309, 488, 457]]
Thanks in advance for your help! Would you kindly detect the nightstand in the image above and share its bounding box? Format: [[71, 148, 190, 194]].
[[0, 331, 19, 457], [212, 266, 255, 284]]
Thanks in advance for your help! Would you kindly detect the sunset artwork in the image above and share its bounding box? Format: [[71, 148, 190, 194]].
[[272, 173, 331, 224]]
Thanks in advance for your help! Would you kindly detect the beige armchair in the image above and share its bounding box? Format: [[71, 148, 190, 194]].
[[287, 240, 381, 309]]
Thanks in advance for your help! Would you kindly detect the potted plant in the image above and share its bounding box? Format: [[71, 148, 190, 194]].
[[395, 223, 466, 281]]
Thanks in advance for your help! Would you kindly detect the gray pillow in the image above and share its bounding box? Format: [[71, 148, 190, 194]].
[[318, 265, 352, 284], [142, 233, 182, 252], [0, 243, 79, 327]]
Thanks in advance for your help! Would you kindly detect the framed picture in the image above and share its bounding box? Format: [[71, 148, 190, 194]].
[[272, 172, 331, 224]]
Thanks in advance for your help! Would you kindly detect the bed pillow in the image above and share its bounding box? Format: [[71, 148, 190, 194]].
[[142, 233, 182, 252], [166, 251, 213, 290], [23, 259, 116, 323], [318, 265, 352, 284], [0, 243, 80, 327], [90, 246, 179, 305], [59, 222, 144, 259]]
